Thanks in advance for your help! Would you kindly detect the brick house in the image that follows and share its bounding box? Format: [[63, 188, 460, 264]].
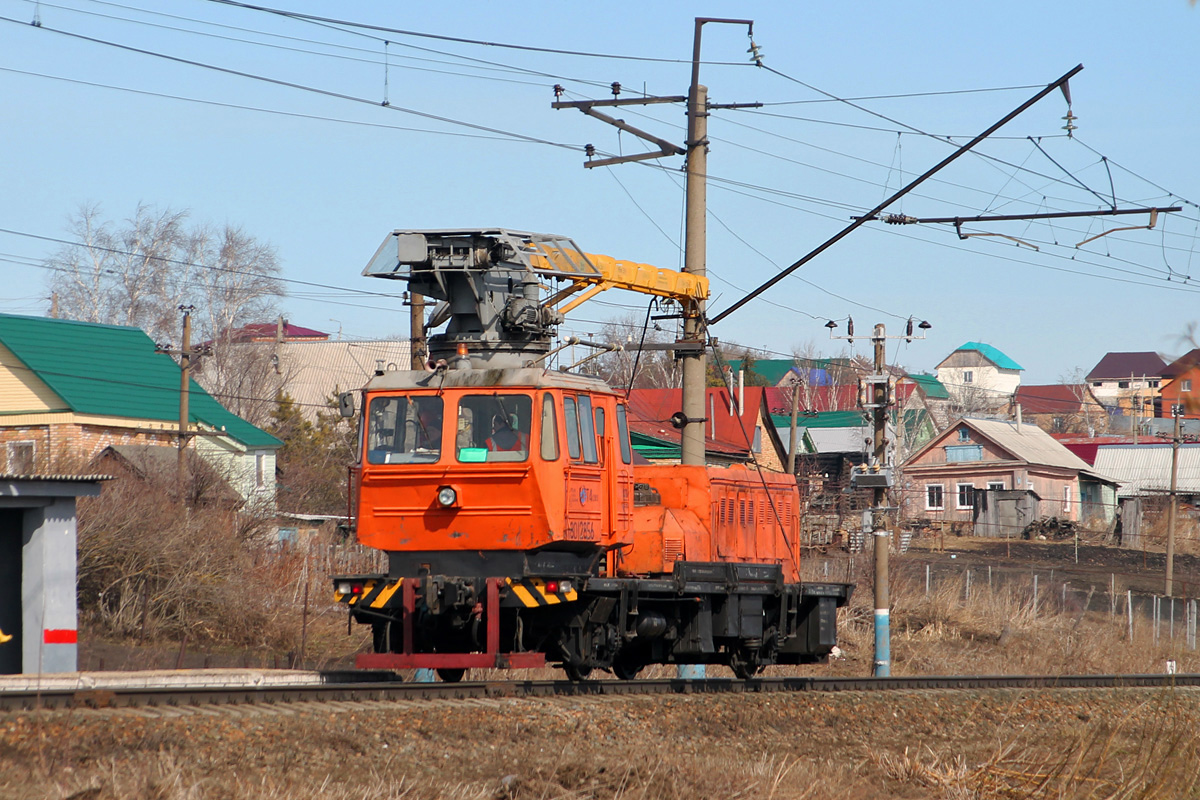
[[0, 313, 280, 505], [1011, 384, 1102, 435], [899, 417, 1099, 524], [1160, 348, 1200, 419]]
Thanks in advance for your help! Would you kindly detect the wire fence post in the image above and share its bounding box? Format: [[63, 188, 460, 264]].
[[1154, 595, 1160, 646], [1127, 589, 1134, 641], [988, 565, 992, 592], [925, 563, 930, 597], [965, 569, 972, 603], [1033, 573, 1039, 617]]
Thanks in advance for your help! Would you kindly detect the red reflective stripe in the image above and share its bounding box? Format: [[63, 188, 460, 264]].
[[43, 629, 77, 644]]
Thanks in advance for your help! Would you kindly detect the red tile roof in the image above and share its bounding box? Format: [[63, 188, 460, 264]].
[[1013, 384, 1090, 415], [225, 322, 329, 342], [626, 386, 764, 456]]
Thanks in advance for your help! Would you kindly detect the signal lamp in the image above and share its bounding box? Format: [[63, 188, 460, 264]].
[[545, 580, 559, 594]]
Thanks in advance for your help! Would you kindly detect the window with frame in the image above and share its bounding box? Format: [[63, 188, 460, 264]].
[[956, 483, 975, 509], [963, 370, 974, 384], [1184, 379, 1193, 393], [1118, 380, 1130, 389], [1062, 485, 1072, 514], [945, 445, 982, 462], [540, 393, 559, 461], [455, 394, 533, 463], [925, 484, 944, 511], [615, 403, 633, 465], [957, 428, 971, 442], [6, 441, 34, 473], [365, 395, 444, 464], [987, 481, 1006, 491]]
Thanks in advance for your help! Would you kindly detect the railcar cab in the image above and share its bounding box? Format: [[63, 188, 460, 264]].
[[353, 367, 635, 580]]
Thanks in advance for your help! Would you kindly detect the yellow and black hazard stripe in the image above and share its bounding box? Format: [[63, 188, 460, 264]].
[[333, 578, 404, 610], [504, 577, 580, 607]]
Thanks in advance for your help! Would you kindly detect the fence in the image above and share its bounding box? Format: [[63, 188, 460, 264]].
[[895, 559, 1200, 650]]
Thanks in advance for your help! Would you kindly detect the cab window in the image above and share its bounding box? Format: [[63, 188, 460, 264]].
[[366, 395, 443, 464], [577, 395, 598, 464], [615, 403, 633, 465], [563, 397, 581, 459], [455, 394, 532, 463], [540, 393, 559, 461]]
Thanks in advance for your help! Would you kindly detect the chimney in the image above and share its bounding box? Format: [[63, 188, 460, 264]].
[[1016, 404, 1023, 431]]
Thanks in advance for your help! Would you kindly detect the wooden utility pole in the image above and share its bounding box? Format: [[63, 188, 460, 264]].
[[409, 292, 427, 371], [1166, 403, 1182, 596]]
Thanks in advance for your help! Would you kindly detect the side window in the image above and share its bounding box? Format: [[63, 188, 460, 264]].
[[577, 395, 598, 464], [563, 397, 581, 459], [540, 393, 559, 461], [615, 403, 633, 465]]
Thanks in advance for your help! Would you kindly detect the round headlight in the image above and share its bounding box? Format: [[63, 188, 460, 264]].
[[437, 486, 457, 507]]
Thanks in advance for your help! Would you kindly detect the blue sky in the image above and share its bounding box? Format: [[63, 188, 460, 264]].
[[2, 0, 1198, 384]]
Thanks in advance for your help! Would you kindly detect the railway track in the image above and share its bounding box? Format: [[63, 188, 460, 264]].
[[3, 672, 1198, 712]]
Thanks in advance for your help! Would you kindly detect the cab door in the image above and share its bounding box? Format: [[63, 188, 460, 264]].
[[561, 394, 607, 545]]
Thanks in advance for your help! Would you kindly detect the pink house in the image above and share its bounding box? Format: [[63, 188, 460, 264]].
[[900, 417, 1095, 523]]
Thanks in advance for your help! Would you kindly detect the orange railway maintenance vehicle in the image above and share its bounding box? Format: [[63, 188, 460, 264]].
[[333, 229, 851, 681]]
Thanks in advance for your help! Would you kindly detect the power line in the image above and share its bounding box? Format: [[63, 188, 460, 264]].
[[202, 0, 752, 65], [0, 14, 587, 152]]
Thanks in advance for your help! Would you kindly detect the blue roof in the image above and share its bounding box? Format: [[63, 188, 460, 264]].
[[958, 342, 1023, 371]]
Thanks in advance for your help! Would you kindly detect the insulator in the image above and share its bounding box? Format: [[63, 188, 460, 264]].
[[585, 143, 595, 158], [611, 81, 621, 97], [553, 84, 564, 98]]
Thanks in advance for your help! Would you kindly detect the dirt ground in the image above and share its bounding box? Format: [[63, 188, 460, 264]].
[[4, 686, 1199, 799]]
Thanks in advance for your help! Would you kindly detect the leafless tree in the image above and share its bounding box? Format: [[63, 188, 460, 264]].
[[46, 203, 284, 349], [590, 313, 682, 390]]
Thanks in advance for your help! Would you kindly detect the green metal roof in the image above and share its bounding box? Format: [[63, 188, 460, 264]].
[[957, 342, 1024, 371], [0, 313, 280, 449], [905, 373, 950, 400], [770, 410, 867, 429], [630, 430, 679, 459]]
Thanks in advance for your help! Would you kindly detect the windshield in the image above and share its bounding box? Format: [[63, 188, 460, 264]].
[[366, 395, 443, 464], [455, 394, 533, 463]]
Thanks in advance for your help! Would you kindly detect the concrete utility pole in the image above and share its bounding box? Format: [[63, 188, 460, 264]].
[[1166, 403, 1182, 596], [177, 305, 195, 506], [679, 73, 708, 467], [829, 319, 928, 676], [870, 324, 890, 677]]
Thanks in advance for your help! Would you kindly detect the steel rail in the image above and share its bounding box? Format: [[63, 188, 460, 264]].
[[4, 673, 1199, 712]]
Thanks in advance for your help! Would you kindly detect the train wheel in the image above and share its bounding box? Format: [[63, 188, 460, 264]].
[[612, 654, 644, 681], [436, 668, 466, 683], [563, 664, 593, 682], [729, 649, 762, 680]]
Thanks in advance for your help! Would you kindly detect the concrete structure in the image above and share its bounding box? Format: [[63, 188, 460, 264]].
[[935, 342, 1023, 413], [0, 474, 106, 674]]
